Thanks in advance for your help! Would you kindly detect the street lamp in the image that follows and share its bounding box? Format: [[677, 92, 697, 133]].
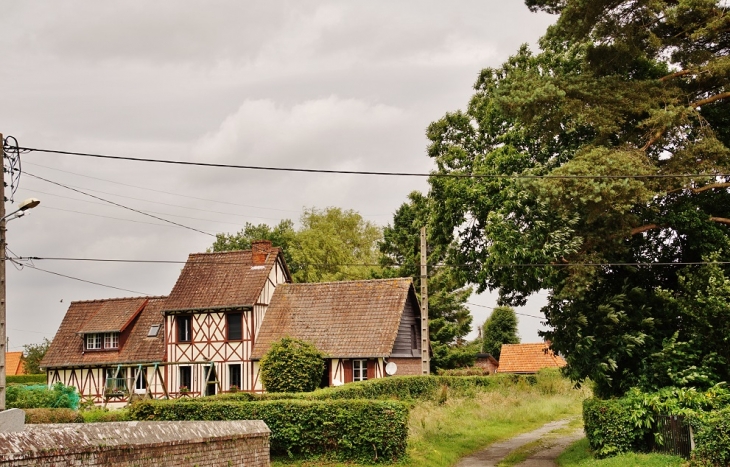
[[0, 197, 40, 411]]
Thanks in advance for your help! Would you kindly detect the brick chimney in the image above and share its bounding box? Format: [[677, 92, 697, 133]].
[[251, 240, 273, 266]]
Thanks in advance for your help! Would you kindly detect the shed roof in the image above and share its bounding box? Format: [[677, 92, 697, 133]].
[[497, 343, 567, 374], [251, 278, 417, 359], [163, 248, 284, 313], [40, 296, 167, 369], [5, 352, 25, 376]]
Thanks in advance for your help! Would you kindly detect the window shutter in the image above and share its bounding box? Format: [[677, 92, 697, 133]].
[[344, 360, 353, 383], [367, 359, 376, 379]]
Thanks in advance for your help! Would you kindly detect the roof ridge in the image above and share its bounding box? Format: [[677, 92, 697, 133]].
[[189, 247, 282, 257], [70, 295, 167, 305], [283, 277, 413, 287]]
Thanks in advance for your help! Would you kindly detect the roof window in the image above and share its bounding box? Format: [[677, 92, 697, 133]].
[[147, 324, 161, 337]]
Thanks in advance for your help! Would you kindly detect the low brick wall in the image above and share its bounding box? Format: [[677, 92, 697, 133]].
[[0, 420, 270, 466]]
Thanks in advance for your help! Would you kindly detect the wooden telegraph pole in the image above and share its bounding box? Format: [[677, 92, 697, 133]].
[[420, 226, 430, 375], [0, 133, 6, 411]]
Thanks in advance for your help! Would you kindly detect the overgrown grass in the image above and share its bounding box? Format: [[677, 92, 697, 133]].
[[557, 438, 685, 467], [497, 418, 584, 467], [273, 370, 589, 467]]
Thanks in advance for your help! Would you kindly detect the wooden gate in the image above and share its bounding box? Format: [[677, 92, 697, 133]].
[[654, 415, 692, 459]]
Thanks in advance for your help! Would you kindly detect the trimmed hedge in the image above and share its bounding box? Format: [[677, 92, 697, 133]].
[[583, 398, 651, 457], [128, 398, 409, 463], [7, 374, 46, 385], [25, 408, 83, 424], [7, 383, 79, 410], [689, 407, 730, 466], [211, 375, 533, 404]]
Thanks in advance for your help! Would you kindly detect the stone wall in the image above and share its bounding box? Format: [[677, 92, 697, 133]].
[[0, 420, 270, 466]]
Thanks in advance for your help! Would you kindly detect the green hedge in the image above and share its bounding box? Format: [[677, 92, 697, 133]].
[[25, 408, 83, 424], [211, 375, 533, 404], [689, 407, 730, 467], [583, 398, 651, 457], [7, 374, 46, 385], [6, 383, 79, 410], [128, 398, 409, 463]]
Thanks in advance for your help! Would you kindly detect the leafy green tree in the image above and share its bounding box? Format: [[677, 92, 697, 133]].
[[23, 338, 51, 374], [427, 0, 730, 396], [292, 207, 382, 283], [481, 307, 520, 359], [378, 191, 474, 370], [210, 219, 297, 272], [211, 208, 381, 283], [259, 337, 325, 393]]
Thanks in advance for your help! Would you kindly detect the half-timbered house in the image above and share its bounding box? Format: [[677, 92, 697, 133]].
[[251, 278, 424, 388], [40, 296, 167, 407], [162, 240, 290, 396]]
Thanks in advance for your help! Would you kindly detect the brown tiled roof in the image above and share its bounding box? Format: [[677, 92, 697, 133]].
[[77, 297, 148, 333], [40, 297, 167, 369], [497, 343, 567, 374], [6, 352, 25, 376], [163, 248, 284, 312], [251, 278, 416, 359]]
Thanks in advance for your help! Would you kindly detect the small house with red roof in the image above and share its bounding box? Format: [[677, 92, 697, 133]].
[[496, 342, 567, 374], [5, 352, 26, 376]]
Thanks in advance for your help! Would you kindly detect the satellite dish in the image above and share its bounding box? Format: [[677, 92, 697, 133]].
[[385, 362, 398, 376]]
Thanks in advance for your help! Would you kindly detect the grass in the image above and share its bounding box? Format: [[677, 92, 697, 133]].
[[557, 438, 686, 467], [273, 372, 589, 467]]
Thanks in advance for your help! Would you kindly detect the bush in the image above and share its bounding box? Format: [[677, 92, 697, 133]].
[[689, 407, 730, 467], [7, 374, 46, 385], [260, 337, 325, 393], [128, 398, 409, 463], [25, 408, 83, 424], [437, 367, 492, 376], [583, 398, 651, 457], [6, 383, 79, 409]]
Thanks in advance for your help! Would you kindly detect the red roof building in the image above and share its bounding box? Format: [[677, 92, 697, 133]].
[[497, 342, 567, 374]]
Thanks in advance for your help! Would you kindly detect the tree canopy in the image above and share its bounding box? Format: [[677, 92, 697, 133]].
[[211, 207, 382, 283], [427, 0, 730, 396], [481, 307, 520, 360], [23, 338, 51, 375]]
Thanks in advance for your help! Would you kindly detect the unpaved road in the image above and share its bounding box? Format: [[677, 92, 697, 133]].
[[454, 419, 584, 467]]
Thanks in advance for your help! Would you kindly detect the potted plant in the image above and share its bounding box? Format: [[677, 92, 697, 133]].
[[179, 385, 190, 395], [229, 384, 239, 393]]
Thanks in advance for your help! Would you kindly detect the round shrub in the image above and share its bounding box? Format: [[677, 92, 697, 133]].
[[260, 337, 325, 393], [25, 408, 83, 424]]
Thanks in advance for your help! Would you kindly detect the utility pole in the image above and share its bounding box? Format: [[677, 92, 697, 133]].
[[1, 133, 6, 410], [420, 226, 430, 375]]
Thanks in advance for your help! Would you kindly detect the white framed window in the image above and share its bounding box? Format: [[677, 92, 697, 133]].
[[134, 367, 147, 392], [353, 359, 368, 382], [104, 333, 119, 349], [86, 333, 101, 350]]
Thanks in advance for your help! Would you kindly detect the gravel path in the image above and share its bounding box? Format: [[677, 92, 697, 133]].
[[454, 419, 579, 467]]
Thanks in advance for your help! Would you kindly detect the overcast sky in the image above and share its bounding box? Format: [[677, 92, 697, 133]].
[[1, 1, 555, 351]]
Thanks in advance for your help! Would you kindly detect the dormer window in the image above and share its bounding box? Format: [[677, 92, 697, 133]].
[[85, 332, 120, 350], [104, 333, 119, 349], [86, 333, 101, 350]]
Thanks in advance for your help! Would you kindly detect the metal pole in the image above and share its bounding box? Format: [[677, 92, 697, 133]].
[[420, 226, 429, 375], [0, 133, 7, 410]]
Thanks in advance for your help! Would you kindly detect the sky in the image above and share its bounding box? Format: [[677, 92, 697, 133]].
[[0, 1, 556, 351]]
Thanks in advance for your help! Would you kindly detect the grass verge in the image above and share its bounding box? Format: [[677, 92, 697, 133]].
[[274, 376, 587, 467], [557, 438, 685, 467]]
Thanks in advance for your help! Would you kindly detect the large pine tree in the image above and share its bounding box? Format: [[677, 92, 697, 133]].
[[428, 0, 730, 396]]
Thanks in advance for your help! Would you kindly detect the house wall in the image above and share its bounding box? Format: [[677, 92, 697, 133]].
[[386, 357, 422, 376], [166, 258, 288, 394], [391, 294, 421, 358], [330, 358, 384, 385], [47, 365, 167, 408], [474, 357, 499, 374]]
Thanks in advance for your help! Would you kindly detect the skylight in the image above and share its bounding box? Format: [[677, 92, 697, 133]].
[[147, 324, 161, 337]]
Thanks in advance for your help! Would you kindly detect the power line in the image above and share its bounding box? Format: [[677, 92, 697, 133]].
[[467, 302, 544, 320], [12, 255, 730, 267], [18, 145, 730, 179], [10, 259, 150, 295], [25, 172, 215, 237], [24, 160, 301, 213]]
